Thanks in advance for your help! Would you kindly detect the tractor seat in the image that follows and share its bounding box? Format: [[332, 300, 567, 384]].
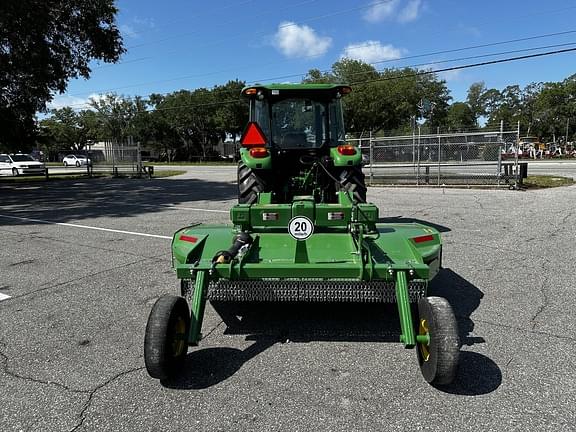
[[281, 132, 308, 148]]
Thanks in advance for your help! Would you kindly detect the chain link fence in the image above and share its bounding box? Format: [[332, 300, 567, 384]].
[[91, 141, 144, 176], [355, 128, 522, 187]]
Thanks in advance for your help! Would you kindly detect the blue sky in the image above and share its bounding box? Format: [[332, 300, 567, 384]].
[[50, 0, 576, 110]]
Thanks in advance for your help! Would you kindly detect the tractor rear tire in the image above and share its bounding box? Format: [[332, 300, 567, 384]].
[[338, 166, 367, 203], [238, 162, 268, 204], [144, 295, 190, 380], [416, 296, 460, 386]]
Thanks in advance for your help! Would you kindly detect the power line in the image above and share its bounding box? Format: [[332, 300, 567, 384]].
[[253, 41, 576, 84], [368, 29, 576, 66], [64, 29, 576, 100], [109, 47, 576, 116], [58, 43, 576, 111], [352, 47, 576, 85]]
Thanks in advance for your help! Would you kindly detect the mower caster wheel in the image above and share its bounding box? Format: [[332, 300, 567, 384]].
[[144, 295, 190, 380], [416, 296, 460, 385]]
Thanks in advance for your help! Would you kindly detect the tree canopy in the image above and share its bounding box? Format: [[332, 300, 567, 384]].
[[304, 59, 451, 135], [0, 0, 124, 151], [34, 60, 576, 161]]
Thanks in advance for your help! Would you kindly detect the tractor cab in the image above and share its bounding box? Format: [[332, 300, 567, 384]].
[[242, 84, 350, 151], [238, 84, 364, 204]]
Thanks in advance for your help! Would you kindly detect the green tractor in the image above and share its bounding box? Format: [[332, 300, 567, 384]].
[[237, 84, 366, 205], [144, 83, 460, 386]]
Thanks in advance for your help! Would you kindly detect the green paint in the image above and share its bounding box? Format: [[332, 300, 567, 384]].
[[188, 271, 208, 345], [396, 271, 416, 348]]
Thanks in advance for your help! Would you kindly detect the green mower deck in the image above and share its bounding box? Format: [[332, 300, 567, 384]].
[[145, 192, 459, 385]]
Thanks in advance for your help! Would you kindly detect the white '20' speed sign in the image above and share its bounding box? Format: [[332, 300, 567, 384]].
[[288, 216, 314, 240]]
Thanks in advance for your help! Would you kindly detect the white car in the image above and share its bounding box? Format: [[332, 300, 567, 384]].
[[63, 154, 92, 167], [0, 154, 46, 176]]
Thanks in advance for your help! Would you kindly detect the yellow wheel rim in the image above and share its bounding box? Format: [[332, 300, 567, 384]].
[[418, 318, 430, 362], [171, 316, 187, 357]]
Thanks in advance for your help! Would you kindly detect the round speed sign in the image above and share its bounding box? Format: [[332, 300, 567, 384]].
[[288, 216, 314, 240]]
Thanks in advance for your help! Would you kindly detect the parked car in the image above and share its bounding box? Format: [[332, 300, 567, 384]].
[[0, 154, 46, 176], [63, 154, 92, 167]]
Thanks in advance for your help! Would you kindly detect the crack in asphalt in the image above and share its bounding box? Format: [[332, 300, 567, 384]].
[[530, 261, 550, 330], [0, 347, 88, 395], [469, 316, 576, 343], [1, 340, 146, 432], [472, 194, 485, 210], [6, 257, 154, 302], [200, 319, 225, 341], [68, 366, 145, 432], [561, 210, 573, 225]]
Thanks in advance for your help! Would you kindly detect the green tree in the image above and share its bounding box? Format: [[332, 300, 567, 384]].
[[40, 107, 100, 151], [212, 80, 248, 150], [304, 60, 450, 135], [0, 0, 125, 151], [446, 102, 476, 131], [466, 82, 488, 125]]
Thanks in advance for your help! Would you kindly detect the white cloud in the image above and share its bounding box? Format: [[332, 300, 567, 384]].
[[363, 0, 422, 23], [132, 16, 156, 28], [273, 21, 332, 58], [363, 0, 399, 22], [398, 0, 422, 23], [120, 24, 138, 39], [341, 41, 404, 64], [47, 95, 91, 110], [46, 93, 112, 111]]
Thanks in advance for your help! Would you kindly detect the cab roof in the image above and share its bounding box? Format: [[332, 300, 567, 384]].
[[241, 83, 351, 98]]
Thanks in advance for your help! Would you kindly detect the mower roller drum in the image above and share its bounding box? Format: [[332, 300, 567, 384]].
[[144, 83, 460, 385]]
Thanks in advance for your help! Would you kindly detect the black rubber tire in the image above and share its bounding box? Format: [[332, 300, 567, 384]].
[[416, 296, 460, 385], [64, 161, 68, 167], [144, 295, 190, 380], [338, 166, 367, 203], [12, 168, 18, 176], [238, 161, 268, 204], [75, 161, 80, 167]]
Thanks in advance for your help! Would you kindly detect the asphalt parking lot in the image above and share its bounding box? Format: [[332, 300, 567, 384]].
[[1, 166, 575, 431]]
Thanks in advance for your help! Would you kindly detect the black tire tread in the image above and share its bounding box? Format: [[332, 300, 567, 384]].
[[417, 296, 460, 385], [238, 162, 268, 204], [144, 295, 190, 380]]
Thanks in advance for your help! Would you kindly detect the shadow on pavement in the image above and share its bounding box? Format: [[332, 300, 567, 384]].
[[429, 268, 502, 395], [436, 351, 502, 396], [165, 269, 501, 394], [161, 340, 275, 390], [0, 177, 237, 224]]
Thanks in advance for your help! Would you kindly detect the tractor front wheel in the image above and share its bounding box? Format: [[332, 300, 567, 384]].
[[416, 296, 459, 385], [144, 295, 190, 380], [338, 166, 367, 203]]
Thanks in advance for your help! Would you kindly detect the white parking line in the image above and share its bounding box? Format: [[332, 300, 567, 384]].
[[0, 293, 11, 301], [138, 203, 228, 213], [0, 214, 172, 239]]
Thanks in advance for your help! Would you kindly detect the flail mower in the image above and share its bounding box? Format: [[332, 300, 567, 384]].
[[144, 84, 459, 385]]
